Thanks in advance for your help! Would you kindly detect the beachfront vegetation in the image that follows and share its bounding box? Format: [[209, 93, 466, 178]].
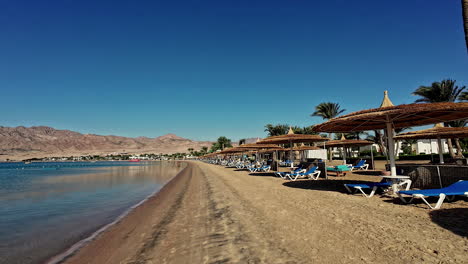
[[311, 102, 346, 120], [311, 102, 346, 160], [413, 79, 467, 103], [264, 124, 318, 136], [413, 79, 467, 158], [210, 136, 232, 152]]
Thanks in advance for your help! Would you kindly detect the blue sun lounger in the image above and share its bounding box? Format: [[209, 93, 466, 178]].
[[344, 179, 392, 198], [398, 180, 468, 209], [286, 166, 321, 181], [275, 165, 304, 179]]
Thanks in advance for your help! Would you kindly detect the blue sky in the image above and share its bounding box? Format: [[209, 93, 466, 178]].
[[1, 0, 467, 141]]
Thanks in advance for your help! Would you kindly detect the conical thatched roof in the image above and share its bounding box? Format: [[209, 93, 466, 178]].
[[313, 91, 468, 132], [394, 124, 468, 140]]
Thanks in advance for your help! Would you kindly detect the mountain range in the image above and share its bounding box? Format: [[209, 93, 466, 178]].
[[0, 126, 213, 161]]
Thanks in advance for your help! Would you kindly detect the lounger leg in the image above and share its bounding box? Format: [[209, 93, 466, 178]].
[[354, 187, 373, 198], [397, 193, 414, 204], [414, 194, 446, 209], [398, 180, 412, 191], [344, 184, 352, 193], [309, 171, 321, 180]]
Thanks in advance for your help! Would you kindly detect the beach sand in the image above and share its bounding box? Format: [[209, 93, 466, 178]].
[[64, 161, 468, 264]]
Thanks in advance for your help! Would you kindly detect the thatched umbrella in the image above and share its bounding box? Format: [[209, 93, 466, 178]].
[[313, 91, 468, 176], [322, 134, 374, 167], [257, 128, 329, 167], [292, 145, 323, 162], [394, 123, 468, 164], [236, 143, 281, 162]]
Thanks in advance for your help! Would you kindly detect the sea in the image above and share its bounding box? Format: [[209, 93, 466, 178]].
[[0, 161, 185, 264]]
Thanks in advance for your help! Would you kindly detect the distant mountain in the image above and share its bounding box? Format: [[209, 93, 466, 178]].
[[0, 126, 212, 160]]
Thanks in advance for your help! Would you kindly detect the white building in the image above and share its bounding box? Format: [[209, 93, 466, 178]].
[[411, 139, 449, 154]]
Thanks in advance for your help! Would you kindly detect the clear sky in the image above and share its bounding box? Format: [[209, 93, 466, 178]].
[[1, 0, 467, 141]]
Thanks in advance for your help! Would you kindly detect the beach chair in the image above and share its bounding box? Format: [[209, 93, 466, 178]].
[[397, 180, 468, 209], [344, 179, 392, 198], [286, 166, 321, 181], [249, 165, 270, 173], [275, 165, 305, 178], [327, 165, 350, 177], [349, 159, 369, 171]]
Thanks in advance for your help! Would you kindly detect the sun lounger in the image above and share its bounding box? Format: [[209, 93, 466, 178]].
[[349, 159, 369, 171], [285, 166, 321, 181], [327, 165, 350, 177], [397, 180, 468, 209], [344, 179, 392, 198], [275, 165, 305, 178], [249, 164, 270, 173]]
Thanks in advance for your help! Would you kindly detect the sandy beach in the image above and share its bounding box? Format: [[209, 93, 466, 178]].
[[64, 161, 468, 264]]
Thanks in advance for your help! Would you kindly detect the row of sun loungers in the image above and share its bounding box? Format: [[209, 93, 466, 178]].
[[345, 180, 468, 209], [206, 158, 467, 210]]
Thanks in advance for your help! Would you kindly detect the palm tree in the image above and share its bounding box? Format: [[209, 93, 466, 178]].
[[264, 124, 289, 136], [366, 130, 386, 156], [200, 146, 208, 155], [210, 136, 232, 152], [311, 102, 346, 119], [413, 79, 467, 158], [463, 0, 468, 53], [448, 119, 467, 157], [413, 79, 466, 103], [311, 102, 346, 160]]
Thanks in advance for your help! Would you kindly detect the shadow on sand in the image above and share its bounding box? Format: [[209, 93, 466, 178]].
[[351, 170, 383, 176], [248, 172, 277, 177], [429, 207, 468, 237], [282, 179, 383, 194]]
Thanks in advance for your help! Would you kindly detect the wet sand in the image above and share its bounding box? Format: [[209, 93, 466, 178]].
[[64, 161, 468, 264]]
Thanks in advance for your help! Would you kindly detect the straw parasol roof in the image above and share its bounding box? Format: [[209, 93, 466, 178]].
[[394, 123, 468, 140], [324, 135, 373, 148], [257, 127, 329, 144], [291, 145, 322, 151], [236, 143, 281, 150], [313, 92, 468, 133], [313, 90, 468, 176], [257, 147, 285, 153]]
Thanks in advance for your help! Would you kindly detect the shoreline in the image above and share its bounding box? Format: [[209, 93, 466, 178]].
[[44, 161, 188, 264], [62, 161, 195, 264], [62, 161, 468, 263]]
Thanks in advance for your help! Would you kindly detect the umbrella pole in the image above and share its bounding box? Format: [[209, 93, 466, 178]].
[[430, 139, 434, 163], [342, 146, 346, 165], [290, 140, 294, 168], [370, 145, 375, 170], [437, 137, 444, 164], [385, 118, 397, 176]]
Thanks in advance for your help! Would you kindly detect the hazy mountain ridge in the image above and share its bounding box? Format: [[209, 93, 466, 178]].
[[0, 126, 212, 160]]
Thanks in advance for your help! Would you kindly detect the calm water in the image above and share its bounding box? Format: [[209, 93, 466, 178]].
[[0, 161, 185, 264]]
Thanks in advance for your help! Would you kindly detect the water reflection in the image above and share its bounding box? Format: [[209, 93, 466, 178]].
[[0, 161, 186, 264]]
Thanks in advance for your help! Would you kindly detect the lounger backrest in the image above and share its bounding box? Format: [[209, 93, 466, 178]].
[[293, 165, 303, 173], [355, 160, 365, 166], [305, 166, 317, 174], [447, 180, 468, 191]]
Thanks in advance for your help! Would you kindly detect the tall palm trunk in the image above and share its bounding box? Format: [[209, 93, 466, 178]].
[[455, 138, 465, 157], [463, 0, 468, 53], [447, 138, 456, 158]]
